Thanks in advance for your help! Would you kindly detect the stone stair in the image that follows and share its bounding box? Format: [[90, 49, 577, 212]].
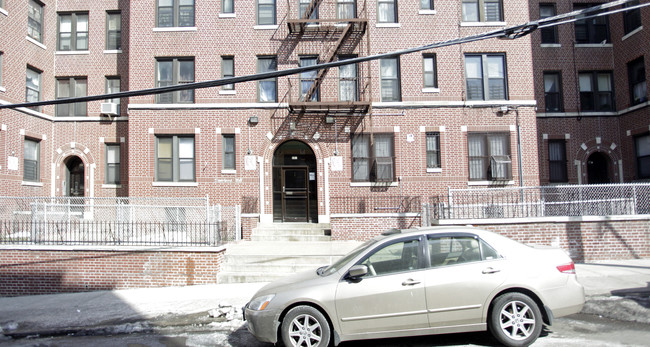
[[217, 223, 361, 283]]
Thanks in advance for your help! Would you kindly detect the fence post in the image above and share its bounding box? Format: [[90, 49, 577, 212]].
[[236, 204, 242, 241]]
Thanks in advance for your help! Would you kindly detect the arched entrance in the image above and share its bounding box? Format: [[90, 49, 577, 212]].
[[587, 152, 611, 184], [65, 156, 85, 197], [272, 140, 317, 223]]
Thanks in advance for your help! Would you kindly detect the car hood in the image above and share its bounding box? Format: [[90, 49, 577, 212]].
[[255, 267, 332, 297]]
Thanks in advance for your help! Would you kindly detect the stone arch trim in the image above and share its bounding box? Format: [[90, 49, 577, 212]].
[[53, 143, 96, 197]]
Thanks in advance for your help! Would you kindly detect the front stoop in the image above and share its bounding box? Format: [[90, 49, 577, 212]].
[[217, 223, 361, 283]]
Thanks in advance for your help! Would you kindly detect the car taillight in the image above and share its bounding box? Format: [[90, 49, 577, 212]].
[[557, 262, 576, 274]]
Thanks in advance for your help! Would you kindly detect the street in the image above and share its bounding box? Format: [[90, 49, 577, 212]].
[[3, 314, 649, 347]]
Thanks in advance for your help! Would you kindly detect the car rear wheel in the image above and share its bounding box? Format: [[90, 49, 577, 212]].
[[488, 293, 542, 347], [281, 305, 331, 347]]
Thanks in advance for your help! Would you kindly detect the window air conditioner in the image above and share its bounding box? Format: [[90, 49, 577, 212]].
[[100, 102, 118, 116]]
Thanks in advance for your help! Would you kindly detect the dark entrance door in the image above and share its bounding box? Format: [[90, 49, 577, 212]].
[[65, 156, 85, 197], [273, 140, 317, 223], [587, 152, 611, 184]]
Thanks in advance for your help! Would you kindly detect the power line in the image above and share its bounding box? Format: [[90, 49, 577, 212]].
[[0, 0, 645, 111]]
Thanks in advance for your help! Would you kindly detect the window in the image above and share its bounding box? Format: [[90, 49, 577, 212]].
[[423, 54, 437, 88], [623, 0, 642, 35], [339, 55, 358, 101], [539, 4, 558, 44], [426, 132, 440, 169], [257, 0, 276, 25], [156, 135, 195, 182], [462, 0, 502, 22], [223, 0, 234, 14], [377, 0, 397, 23], [628, 57, 647, 105], [26, 67, 41, 111], [360, 239, 421, 276], [468, 132, 511, 181], [465, 54, 507, 101], [156, 58, 194, 103], [0, 52, 3, 87], [338, 0, 356, 19], [549, 140, 568, 182], [544, 71, 563, 112], [221, 56, 234, 90], [352, 133, 395, 182], [380, 57, 401, 101], [223, 134, 235, 170], [299, 0, 318, 19], [300, 56, 318, 101], [258, 56, 277, 102], [428, 236, 499, 267], [574, 3, 609, 44], [24, 139, 40, 182], [106, 12, 121, 50], [579, 71, 613, 111], [105, 77, 121, 115], [106, 144, 121, 184], [421, 0, 434, 10], [28, 0, 44, 43], [635, 134, 650, 179], [56, 77, 87, 116], [58, 13, 89, 51], [157, 0, 195, 27]]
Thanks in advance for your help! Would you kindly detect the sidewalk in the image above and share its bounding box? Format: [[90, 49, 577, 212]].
[[0, 260, 648, 339]]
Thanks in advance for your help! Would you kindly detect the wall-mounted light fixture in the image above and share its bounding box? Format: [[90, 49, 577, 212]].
[[325, 116, 335, 124], [248, 116, 259, 125], [289, 122, 296, 130]]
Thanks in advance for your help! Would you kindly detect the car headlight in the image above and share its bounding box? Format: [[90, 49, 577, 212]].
[[248, 294, 275, 311]]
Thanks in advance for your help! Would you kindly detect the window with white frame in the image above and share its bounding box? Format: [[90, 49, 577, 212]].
[[257, 0, 276, 25], [106, 144, 121, 184], [579, 71, 613, 111], [380, 57, 401, 101], [635, 133, 650, 179], [628, 57, 647, 105], [426, 132, 441, 169], [300, 56, 318, 101], [299, 0, 318, 19], [465, 53, 507, 101], [156, 58, 195, 103], [339, 55, 358, 101], [106, 11, 121, 50], [258, 56, 277, 102], [423, 54, 437, 89], [352, 133, 395, 182], [156, 135, 195, 182], [462, 0, 502, 22], [223, 0, 234, 14], [548, 140, 567, 182], [157, 0, 195, 27], [222, 134, 236, 170], [574, 3, 609, 44], [421, 0, 434, 10], [222, 56, 234, 90], [544, 71, 562, 112], [377, 0, 397, 23], [468, 132, 511, 181], [338, 0, 356, 19], [58, 12, 89, 51], [105, 77, 121, 115], [26, 67, 41, 111], [56, 77, 87, 117], [0, 52, 3, 87], [28, 0, 44, 43], [24, 138, 40, 182]]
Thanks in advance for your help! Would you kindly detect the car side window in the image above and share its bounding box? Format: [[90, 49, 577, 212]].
[[360, 239, 420, 277], [428, 236, 483, 267]]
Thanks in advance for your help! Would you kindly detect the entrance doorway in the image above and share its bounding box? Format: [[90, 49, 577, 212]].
[[587, 152, 611, 184], [273, 140, 317, 223], [65, 156, 85, 197]]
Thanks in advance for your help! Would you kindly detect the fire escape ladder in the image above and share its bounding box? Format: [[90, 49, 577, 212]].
[[301, 0, 323, 21]]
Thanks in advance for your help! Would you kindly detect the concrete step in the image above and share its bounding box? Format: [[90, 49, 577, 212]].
[[251, 223, 332, 242], [251, 234, 332, 242]]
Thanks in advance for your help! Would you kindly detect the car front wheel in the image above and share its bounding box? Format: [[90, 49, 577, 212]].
[[281, 305, 331, 347], [488, 293, 542, 347]]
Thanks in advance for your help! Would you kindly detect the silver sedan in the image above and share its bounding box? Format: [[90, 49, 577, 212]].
[[244, 226, 585, 347]]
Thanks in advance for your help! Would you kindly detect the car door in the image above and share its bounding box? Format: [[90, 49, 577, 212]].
[[335, 237, 429, 336], [424, 234, 508, 328]]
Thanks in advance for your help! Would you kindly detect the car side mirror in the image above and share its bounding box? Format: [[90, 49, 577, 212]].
[[347, 265, 368, 280]]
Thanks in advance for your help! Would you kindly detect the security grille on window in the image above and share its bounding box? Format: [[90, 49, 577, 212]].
[[544, 72, 562, 112], [105, 77, 121, 115], [628, 57, 647, 105], [465, 54, 507, 101], [423, 54, 438, 88], [222, 56, 234, 90], [549, 140, 568, 182], [623, 0, 641, 35], [380, 57, 401, 101], [377, 0, 397, 23], [258, 56, 277, 102], [106, 144, 120, 184], [339, 55, 358, 101], [106, 12, 121, 50], [26, 67, 41, 111], [58, 13, 89, 51], [462, 0, 502, 22], [258, 0, 276, 25], [468, 133, 511, 181], [156, 58, 194, 103], [539, 4, 558, 44], [156, 135, 195, 182], [338, 0, 356, 19], [426, 132, 441, 169], [579, 71, 613, 111], [574, 3, 610, 44], [635, 134, 650, 179], [56, 77, 87, 117], [352, 134, 395, 182], [223, 134, 236, 170], [24, 139, 40, 182], [157, 0, 195, 27], [28, 0, 44, 43], [300, 56, 319, 101]]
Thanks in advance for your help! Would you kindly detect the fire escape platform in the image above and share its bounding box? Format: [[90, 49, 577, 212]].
[[286, 19, 367, 36], [287, 101, 370, 115]]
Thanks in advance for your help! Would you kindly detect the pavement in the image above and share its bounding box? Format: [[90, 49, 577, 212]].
[[0, 259, 648, 342]]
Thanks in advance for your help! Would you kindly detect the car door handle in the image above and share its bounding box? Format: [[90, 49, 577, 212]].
[[482, 267, 501, 274], [402, 279, 421, 286]]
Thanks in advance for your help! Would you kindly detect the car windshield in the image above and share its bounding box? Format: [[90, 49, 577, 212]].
[[319, 238, 379, 276]]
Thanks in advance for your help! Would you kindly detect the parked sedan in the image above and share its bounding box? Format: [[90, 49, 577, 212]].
[[244, 226, 585, 347]]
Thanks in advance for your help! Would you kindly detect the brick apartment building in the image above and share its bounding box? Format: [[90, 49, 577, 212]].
[[0, 0, 645, 238]]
